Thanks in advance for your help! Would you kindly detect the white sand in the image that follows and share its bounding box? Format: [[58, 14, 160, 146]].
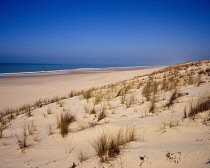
[[0, 62, 210, 168], [0, 66, 162, 111]]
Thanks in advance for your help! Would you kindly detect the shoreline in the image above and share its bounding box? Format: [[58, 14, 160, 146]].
[[0, 64, 161, 76], [0, 65, 155, 77]]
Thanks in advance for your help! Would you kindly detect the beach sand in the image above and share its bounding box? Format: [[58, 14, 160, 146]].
[[0, 66, 161, 111], [0, 62, 210, 168]]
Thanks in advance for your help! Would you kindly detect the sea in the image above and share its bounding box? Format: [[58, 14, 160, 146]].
[[0, 63, 143, 74]]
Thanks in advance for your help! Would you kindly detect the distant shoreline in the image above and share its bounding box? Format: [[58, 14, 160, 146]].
[[0, 65, 157, 78], [0, 63, 159, 75]]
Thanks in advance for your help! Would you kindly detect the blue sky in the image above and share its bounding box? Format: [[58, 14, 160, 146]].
[[0, 0, 210, 65]]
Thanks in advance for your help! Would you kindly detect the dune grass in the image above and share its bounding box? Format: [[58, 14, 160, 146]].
[[56, 112, 76, 137], [47, 124, 54, 136], [76, 122, 101, 131], [166, 89, 180, 108], [97, 105, 107, 121], [187, 93, 210, 119], [27, 120, 36, 135], [16, 125, 28, 153], [76, 149, 90, 163], [91, 125, 137, 162], [0, 126, 3, 139]]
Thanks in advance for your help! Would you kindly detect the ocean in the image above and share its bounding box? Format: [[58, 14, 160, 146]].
[[0, 63, 141, 74]]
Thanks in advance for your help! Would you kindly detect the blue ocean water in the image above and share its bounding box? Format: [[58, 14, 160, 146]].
[[0, 63, 140, 74]]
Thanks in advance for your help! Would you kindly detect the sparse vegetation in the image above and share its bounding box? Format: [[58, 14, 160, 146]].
[[166, 89, 180, 108], [47, 124, 54, 136], [76, 122, 100, 131], [187, 93, 210, 119], [158, 117, 180, 133], [0, 126, 3, 138], [27, 120, 36, 135], [148, 97, 155, 113], [16, 125, 28, 153], [126, 95, 135, 108], [47, 107, 52, 115], [91, 125, 137, 162], [76, 149, 89, 163], [84, 105, 96, 114], [56, 112, 76, 137], [97, 105, 107, 121]]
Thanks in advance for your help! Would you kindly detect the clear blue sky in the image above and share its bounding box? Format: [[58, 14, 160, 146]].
[[0, 0, 210, 65]]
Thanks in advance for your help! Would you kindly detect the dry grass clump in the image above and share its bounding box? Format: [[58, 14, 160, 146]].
[[196, 74, 202, 86], [158, 117, 180, 133], [162, 118, 179, 128], [126, 95, 135, 108], [142, 80, 152, 101], [76, 122, 101, 131], [148, 97, 155, 113], [76, 149, 90, 163], [26, 106, 32, 117], [27, 120, 36, 135], [142, 78, 159, 101], [97, 105, 107, 121], [183, 106, 187, 119], [16, 125, 28, 153], [57, 100, 65, 107], [116, 86, 129, 97], [203, 112, 210, 125], [94, 93, 103, 105], [187, 93, 210, 119], [166, 89, 180, 108], [83, 88, 96, 99], [0, 126, 4, 138], [56, 112, 76, 137], [91, 126, 137, 162], [34, 99, 43, 108], [47, 107, 52, 115], [47, 124, 54, 136], [84, 105, 96, 114]]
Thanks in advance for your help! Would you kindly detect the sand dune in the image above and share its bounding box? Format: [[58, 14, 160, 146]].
[[0, 60, 210, 168]]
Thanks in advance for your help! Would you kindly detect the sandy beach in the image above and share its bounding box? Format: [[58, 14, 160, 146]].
[[0, 60, 210, 168], [0, 66, 162, 111]]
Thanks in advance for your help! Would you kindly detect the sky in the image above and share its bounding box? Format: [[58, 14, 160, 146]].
[[0, 0, 210, 65]]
